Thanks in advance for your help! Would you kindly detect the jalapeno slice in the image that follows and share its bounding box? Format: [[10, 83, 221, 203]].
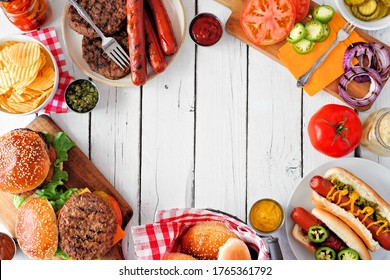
[[308, 225, 328, 243], [286, 23, 306, 43], [313, 5, 335, 23], [305, 20, 324, 42], [292, 39, 315, 54], [337, 248, 359, 260], [315, 246, 336, 260]]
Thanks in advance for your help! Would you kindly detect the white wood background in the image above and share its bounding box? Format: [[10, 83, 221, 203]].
[[1, 0, 390, 260]]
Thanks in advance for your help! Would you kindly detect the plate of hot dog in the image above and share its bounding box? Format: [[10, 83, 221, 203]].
[[61, 0, 185, 87], [286, 157, 390, 260]]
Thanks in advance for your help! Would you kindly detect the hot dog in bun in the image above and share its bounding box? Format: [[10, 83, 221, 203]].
[[310, 167, 390, 251], [291, 207, 371, 260]]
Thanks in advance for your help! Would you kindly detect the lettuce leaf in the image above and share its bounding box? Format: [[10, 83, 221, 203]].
[[35, 132, 77, 212], [13, 195, 27, 208], [54, 247, 71, 260]]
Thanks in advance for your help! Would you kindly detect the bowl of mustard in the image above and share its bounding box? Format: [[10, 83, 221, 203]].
[[249, 198, 284, 234]]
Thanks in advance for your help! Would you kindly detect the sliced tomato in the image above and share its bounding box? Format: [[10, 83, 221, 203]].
[[94, 191, 123, 226], [240, 0, 296, 46], [292, 0, 310, 23]]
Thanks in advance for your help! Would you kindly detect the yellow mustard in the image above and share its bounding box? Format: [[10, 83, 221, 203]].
[[249, 199, 283, 233]]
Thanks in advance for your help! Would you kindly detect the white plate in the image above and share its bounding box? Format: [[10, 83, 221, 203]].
[[334, 0, 390, 31], [0, 35, 59, 116], [61, 0, 186, 87], [286, 157, 390, 260]]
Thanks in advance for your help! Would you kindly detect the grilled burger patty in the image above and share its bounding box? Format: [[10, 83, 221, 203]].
[[82, 30, 130, 80], [68, 0, 126, 38], [58, 192, 117, 260]]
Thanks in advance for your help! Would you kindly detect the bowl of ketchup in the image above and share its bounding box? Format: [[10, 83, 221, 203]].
[[0, 232, 17, 260], [189, 13, 223, 47]]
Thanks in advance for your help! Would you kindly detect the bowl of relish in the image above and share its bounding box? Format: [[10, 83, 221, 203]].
[[65, 79, 99, 114]]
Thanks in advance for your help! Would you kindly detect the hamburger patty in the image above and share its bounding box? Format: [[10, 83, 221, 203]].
[[58, 192, 117, 260], [67, 0, 126, 38], [82, 30, 130, 80]]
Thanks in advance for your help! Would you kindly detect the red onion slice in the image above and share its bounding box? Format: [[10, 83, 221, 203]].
[[343, 42, 374, 83], [370, 42, 390, 81], [338, 67, 383, 107]]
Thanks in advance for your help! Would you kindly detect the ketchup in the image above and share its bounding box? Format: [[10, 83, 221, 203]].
[[0, 233, 16, 260], [189, 13, 223, 46], [1, 0, 49, 31]]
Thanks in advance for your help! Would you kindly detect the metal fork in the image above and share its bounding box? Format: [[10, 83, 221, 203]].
[[296, 20, 356, 88], [68, 0, 130, 69]]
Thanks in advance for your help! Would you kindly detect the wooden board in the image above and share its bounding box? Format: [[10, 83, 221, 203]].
[[0, 115, 133, 260], [214, 0, 390, 111]]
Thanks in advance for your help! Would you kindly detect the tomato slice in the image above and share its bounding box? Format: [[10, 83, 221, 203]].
[[240, 0, 296, 46], [292, 0, 310, 23]]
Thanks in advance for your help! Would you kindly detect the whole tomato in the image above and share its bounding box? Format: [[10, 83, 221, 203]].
[[308, 104, 362, 158]]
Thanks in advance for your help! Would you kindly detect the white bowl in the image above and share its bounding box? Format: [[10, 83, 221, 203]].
[[335, 0, 390, 30], [0, 35, 59, 116]]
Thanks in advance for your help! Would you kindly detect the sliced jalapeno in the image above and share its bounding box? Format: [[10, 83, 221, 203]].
[[308, 225, 328, 243], [305, 20, 324, 42], [313, 5, 335, 23], [315, 246, 336, 260], [337, 248, 359, 260], [286, 23, 306, 43], [292, 39, 315, 54], [318, 23, 331, 42]]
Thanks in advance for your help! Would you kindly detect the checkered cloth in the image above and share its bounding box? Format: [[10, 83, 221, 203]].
[[131, 208, 270, 260], [25, 27, 74, 113]]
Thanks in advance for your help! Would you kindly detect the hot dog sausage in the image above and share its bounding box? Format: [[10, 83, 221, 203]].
[[144, 12, 167, 73], [291, 207, 345, 251], [127, 0, 147, 86], [145, 0, 177, 55], [310, 176, 390, 250]]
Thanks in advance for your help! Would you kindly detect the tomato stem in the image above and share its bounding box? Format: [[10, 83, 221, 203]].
[[324, 114, 351, 147]]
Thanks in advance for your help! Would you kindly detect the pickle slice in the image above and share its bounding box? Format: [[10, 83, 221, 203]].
[[345, 0, 368, 6], [381, 0, 390, 7], [358, 0, 378, 15], [377, 2, 389, 18], [351, 4, 381, 20]]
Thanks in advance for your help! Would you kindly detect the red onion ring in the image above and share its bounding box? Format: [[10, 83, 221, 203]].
[[370, 42, 390, 81], [338, 67, 382, 107], [343, 42, 374, 83]]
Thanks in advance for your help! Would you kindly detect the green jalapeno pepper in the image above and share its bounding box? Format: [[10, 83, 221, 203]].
[[337, 248, 359, 260], [315, 246, 336, 260], [308, 225, 328, 243]]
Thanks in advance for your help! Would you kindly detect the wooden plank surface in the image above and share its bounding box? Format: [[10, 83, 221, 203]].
[[0, 115, 133, 260], [213, 0, 390, 111]]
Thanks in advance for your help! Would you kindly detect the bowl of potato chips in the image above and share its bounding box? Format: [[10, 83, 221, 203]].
[[0, 35, 59, 115]]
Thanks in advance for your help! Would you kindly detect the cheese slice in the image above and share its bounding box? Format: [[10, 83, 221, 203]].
[[277, 12, 365, 96]]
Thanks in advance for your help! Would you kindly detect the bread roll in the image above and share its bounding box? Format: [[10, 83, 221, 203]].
[[217, 238, 252, 260], [162, 253, 197, 260], [181, 221, 238, 260]]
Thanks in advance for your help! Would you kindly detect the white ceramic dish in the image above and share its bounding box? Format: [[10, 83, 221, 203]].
[[61, 0, 186, 87], [335, 0, 390, 30], [286, 157, 390, 260], [0, 35, 59, 116]]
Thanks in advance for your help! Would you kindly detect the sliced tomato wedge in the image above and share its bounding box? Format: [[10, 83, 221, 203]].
[[292, 0, 310, 23], [240, 0, 296, 46]]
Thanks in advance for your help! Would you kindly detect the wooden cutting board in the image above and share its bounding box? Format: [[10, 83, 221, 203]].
[[0, 115, 133, 260], [214, 0, 390, 111]]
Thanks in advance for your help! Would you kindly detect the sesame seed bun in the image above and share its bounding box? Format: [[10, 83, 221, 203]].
[[0, 129, 51, 194], [15, 197, 58, 260], [162, 253, 197, 260], [181, 221, 238, 260]]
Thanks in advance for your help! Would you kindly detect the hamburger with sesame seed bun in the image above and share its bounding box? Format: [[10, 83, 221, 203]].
[[181, 221, 251, 260], [15, 197, 58, 260], [0, 129, 55, 195]]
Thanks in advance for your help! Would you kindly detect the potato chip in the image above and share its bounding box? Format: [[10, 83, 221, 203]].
[[0, 40, 56, 114], [27, 66, 55, 91], [6, 42, 41, 67]]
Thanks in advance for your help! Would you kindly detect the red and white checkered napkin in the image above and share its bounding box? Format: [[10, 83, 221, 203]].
[[131, 208, 270, 260], [25, 27, 74, 114]]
